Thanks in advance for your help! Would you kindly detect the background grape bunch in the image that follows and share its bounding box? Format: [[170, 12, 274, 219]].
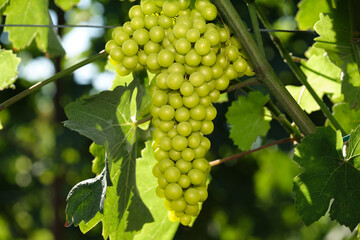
[[105, 0, 254, 226]]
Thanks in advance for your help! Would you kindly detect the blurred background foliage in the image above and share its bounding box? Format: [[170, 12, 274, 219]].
[[0, 0, 357, 239]]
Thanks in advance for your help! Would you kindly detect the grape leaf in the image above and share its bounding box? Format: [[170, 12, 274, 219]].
[[64, 83, 153, 239], [295, 0, 331, 30], [65, 160, 110, 227], [89, 143, 106, 175], [286, 52, 342, 114], [3, 0, 65, 57], [314, 2, 360, 87], [329, 102, 360, 134], [0, 0, 8, 10], [226, 91, 271, 151], [134, 141, 179, 240], [54, 0, 80, 11], [0, 49, 20, 90], [342, 72, 360, 110], [293, 126, 360, 230]]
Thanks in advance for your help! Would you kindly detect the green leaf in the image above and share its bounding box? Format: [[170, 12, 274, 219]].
[[293, 126, 360, 230], [89, 142, 106, 175], [226, 91, 271, 151], [54, 0, 80, 11], [330, 102, 360, 134], [134, 141, 179, 240], [65, 160, 109, 227], [0, 49, 20, 90], [295, 0, 331, 30], [314, 2, 360, 87], [4, 0, 65, 57], [286, 51, 342, 114], [342, 74, 360, 110], [254, 149, 300, 204], [0, 0, 8, 10], [64, 83, 153, 239]]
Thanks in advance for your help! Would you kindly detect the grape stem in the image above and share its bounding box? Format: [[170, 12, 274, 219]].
[[135, 115, 152, 126], [212, 0, 316, 136], [0, 50, 108, 112], [209, 137, 297, 167]]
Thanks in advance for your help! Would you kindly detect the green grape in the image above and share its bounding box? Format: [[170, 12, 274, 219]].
[[165, 183, 183, 200], [158, 158, 175, 172], [175, 107, 190, 122], [159, 105, 175, 121], [164, 166, 181, 183], [169, 149, 182, 161], [162, 0, 180, 17], [188, 168, 205, 185], [178, 175, 191, 188], [110, 47, 124, 62], [177, 122, 192, 136], [184, 188, 200, 205], [192, 158, 210, 172], [159, 120, 175, 133], [190, 104, 206, 121], [194, 38, 211, 56], [122, 39, 139, 56], [182, 148, 195, 161], [171, 198, 187, 212], [180, 215, 192, 226], [158, 49, 175, 67], [176, 159, 193, 174], [171, 135, 188, 151], [184, 203, 199, 216], [132, 29, 149, 46]]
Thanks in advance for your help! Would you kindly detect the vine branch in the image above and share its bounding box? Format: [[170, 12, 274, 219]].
[[209, 137, 296, 167], [254, 4, 346, 135], [0, 50, 108, 112], [212, 0, 316, 136]]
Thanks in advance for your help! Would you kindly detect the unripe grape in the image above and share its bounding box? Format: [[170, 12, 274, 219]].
[[165, 183, 183, 200]]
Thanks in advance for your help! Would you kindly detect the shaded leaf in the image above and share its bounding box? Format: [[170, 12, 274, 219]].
[[295, 0, 331, 30], [4, 0, 65, 56], [286, 51, 342, 113], [55, 0, 80, 11], [226, 91, 271, 151], [314, 2, 360, 87], [0, 49, 20, 90], [293, 126, 360, 229], [134, 141, 179, 240], [64, 83, 153, 239], [65, 161, 109, 227]]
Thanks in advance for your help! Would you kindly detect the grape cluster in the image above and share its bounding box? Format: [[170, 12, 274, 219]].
[[105, 0, 254, 226]]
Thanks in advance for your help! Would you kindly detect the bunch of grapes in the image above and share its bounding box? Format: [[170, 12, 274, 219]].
[[105, 0, 254, 226]]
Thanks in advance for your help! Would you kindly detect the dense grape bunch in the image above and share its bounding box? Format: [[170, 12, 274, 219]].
[[105, 0, 254, 226]]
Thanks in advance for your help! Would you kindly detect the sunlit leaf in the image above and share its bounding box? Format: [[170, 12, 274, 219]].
[[4, 0, 65, 56], [329, 102, 360, 134], [286, 51, 342, 114], [226, 91, 271, 151], [54, 0, 80, 11], [0, 49, 20, 90], [314, 2, 360, 87], [295, 0, 331, 30], [0, 0, 8, 10], [293, 127, 360, 230], [134, 141, 179, 240]]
